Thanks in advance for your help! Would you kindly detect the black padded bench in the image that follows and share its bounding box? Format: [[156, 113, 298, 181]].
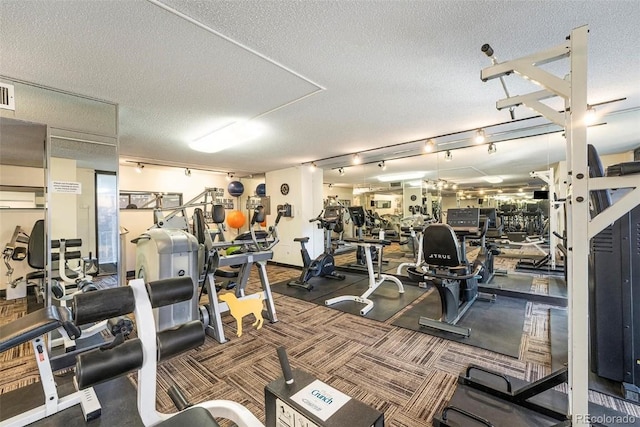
[[0, 306, 79, 353]]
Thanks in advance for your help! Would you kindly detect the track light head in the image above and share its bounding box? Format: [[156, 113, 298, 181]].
[[135, 162, 144, 173], [424, 139, 436, 153], [474, 129, 486, 144], [488, 143, 497, 154], [445, 150, 453, 161], [185, 168, 191, 177], [338, 167, 345, 176], [378, 160, 386, 170], [226, 172, 234, 181], [352, 153, 361, 165]]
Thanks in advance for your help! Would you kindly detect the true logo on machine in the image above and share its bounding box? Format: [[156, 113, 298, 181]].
[[429, 253, 452, 260]]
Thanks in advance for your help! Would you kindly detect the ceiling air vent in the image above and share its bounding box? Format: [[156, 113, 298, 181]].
[[0, 83, 15, 111], [389, 181, 402, 188]]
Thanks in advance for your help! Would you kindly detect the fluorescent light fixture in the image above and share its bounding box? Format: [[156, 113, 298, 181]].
[[483, 176, 503, 184], [190, 121, 264, 153], [474, 129, 486, 144], [377, 172, 425, 182]]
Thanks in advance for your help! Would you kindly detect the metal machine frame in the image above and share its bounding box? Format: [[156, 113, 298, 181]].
[[474, 25, 640, 425]]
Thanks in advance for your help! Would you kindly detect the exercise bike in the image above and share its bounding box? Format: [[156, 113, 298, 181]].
[[288, 206, 345, 290], [407, 208, 497, 337]]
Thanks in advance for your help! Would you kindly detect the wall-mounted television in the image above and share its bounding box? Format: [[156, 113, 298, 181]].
[[533, 190, 549, 200]]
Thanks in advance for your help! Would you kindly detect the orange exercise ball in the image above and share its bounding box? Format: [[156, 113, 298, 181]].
[[227, 210, 246, 229]]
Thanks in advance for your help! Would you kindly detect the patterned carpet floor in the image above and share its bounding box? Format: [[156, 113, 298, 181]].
[[2, 247, 639, 426]]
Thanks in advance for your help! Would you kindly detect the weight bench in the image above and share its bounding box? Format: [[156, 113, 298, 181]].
[[326, 237, 404, 316], [0, 306, 100, 427]]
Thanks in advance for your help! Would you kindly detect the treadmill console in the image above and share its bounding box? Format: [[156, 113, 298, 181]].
[[348, 206, 366, 228], [323, 206, 341, 222], [447, 208, 480, 233]]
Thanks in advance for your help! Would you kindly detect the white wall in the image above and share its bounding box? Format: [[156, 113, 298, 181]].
[[266, 166, 323, 266], [403, 186, 422, 217], [49, 157, 78, 240]]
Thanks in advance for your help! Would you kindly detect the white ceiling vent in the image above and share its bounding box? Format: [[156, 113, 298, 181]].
[[0, 83, 15, 111]]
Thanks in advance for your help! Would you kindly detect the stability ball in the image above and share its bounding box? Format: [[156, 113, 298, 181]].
[[256, 183, 266, 197], [227, 210, 246, 229], [228, 181, 245, 197]]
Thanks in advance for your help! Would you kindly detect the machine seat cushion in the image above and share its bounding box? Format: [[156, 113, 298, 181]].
[[0, 306, 68, 352], [294, 237, 310, 243], [157, 407, 220, 427], [422, 224, 462, 268], [235, 230, 269, 241]]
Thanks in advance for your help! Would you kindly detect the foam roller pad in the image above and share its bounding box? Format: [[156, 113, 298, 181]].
[[73, 286, 135, 325], [157, 320, 204, 361], [146, 277, 194, 308], [76, 338, 143, 389]]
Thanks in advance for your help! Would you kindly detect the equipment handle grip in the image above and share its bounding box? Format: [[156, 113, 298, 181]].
[[277, 346, 294, 385]]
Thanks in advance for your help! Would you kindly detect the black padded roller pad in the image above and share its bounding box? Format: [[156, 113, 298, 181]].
[[51, 238, 82, 248], [146, 277, 194, 308], [73, 286, 136, 325], [76, 338, 143, 389], [157, 320, 204, 361]]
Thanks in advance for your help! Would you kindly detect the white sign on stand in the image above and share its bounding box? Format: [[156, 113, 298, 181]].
[[290, 379, 351, 422], [52, 181, 82, 194]]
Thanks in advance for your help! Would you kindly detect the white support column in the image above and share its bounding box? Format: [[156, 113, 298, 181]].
[[531, 169, 558, 268], [566, 25, 590, 426]]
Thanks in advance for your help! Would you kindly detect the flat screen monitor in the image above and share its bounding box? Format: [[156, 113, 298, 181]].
[[447, 208, 480, 232], [533, 190, 549, 200]]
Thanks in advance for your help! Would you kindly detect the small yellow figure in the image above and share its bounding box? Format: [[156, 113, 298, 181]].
[[218, 293, 264, 337]]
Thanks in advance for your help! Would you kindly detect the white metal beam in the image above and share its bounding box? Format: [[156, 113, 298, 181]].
[[481, 42, 570, 81], [566, 25, 590, 426], [496, 90, 565, 126], [588, 186, 640, 239]]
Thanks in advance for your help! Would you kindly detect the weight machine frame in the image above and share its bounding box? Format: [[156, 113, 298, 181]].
[[473, 25, 640, 425]]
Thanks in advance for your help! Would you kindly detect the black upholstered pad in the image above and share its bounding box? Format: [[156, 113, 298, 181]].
[[422, 224, 462, 267], [0, 306, 65, 352], [157, 407, 220, 427]]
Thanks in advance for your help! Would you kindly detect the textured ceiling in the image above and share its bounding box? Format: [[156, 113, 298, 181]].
[[1, 0, 638, 188]]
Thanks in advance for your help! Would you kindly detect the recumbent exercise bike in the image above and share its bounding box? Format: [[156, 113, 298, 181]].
[[288, 205, 345, 290], [407, 208, 498, 337]]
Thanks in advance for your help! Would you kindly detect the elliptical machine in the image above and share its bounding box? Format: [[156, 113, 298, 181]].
[[288, 206, 345, 290]]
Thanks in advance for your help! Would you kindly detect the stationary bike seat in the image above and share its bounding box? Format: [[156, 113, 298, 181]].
[[294, 237, 310, 243]]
